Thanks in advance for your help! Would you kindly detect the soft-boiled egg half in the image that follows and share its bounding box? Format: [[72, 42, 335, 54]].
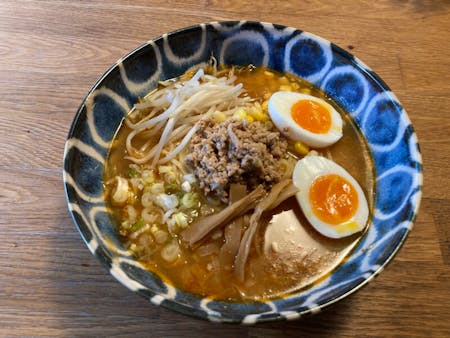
[[268, 91, 343, 148], [293, 156, 369, 238]]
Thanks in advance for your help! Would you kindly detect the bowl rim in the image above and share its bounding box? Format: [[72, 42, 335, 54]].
[[63, 20, 423, 323]]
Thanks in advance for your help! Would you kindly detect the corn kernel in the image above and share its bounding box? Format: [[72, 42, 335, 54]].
[[291, 82, 300, 90], [279, 85, 292, 92], [262, 100, 269, 111], [300, 88, 312, 95], [244, 115, 254, 123], [279, 76, 290, 85], [294, 141, 310, 156], [212, 110, 226, 123], [264, 70, 274, 78], [233, 108, 247, 121], [249, 110, 267, 121], [248, 104, 262, 116]]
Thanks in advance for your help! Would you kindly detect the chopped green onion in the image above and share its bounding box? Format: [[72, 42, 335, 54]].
[[142, 170, 155, 184], [173, 212, 189, 229], [181, 192, 198, 209], [154, 230, 169, 244], [128, 168, 138, 178], [121, 220, 131, 230], [130, 218, 146, 232], [150, 224, 159, 234], [161, 241, 180, 262], [150, 182, 165, 194], [165, 183, 179, 194]]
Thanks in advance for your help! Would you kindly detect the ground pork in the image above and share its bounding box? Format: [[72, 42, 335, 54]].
[[185, 118, 288, 202]]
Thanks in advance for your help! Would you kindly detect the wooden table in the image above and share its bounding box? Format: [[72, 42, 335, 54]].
[[1, 1, 449, 336]]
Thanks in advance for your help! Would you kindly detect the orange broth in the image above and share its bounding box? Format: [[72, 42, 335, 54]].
[[104, 66, 375, 301]]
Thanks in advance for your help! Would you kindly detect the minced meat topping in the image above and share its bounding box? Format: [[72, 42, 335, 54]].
[[185, 118, 288, 202]]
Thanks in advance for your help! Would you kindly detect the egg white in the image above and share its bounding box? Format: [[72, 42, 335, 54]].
[[268, 91, 343, 148], [292, 156, 369, 239]]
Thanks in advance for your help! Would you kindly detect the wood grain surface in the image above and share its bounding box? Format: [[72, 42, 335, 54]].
[[1, 0, 449, 337]]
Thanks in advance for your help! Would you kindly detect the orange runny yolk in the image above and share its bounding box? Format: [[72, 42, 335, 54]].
[[309, 174, 359, 225], [291, 99, 331, 134]]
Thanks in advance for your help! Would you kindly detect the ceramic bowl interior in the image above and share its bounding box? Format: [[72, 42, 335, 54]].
[[63, 21, 422, 323]]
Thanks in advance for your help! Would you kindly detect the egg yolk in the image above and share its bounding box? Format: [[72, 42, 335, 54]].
[[291, 99, 331, 134], [309, 174, 358, 225]]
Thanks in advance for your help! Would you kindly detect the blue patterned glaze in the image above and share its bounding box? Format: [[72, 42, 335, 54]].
[[63, 21, 422, 323]]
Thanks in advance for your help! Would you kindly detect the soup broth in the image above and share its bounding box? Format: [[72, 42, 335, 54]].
[[104, 66, 374, 301]]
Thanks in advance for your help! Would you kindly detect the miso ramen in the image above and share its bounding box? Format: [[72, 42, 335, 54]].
[[104, 64, 374, 301]]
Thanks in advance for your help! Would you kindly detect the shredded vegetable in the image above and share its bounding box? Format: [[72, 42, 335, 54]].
[[125, 68, 249, 167]]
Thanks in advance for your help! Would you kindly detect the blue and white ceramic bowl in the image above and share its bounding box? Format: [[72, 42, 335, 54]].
[[63, 21, 423, 323]]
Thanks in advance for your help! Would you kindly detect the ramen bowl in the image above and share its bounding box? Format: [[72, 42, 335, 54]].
[[63, 21, 422, 323]]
